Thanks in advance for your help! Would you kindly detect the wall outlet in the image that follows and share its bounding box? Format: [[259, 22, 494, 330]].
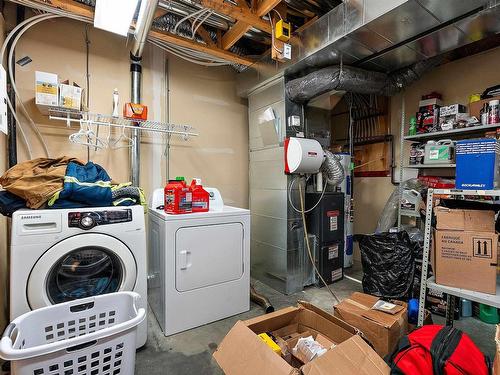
[[287, 115, 301, 128], [283, 43, 292, 60]]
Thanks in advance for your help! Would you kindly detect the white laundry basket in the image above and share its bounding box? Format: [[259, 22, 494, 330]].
[[0, 292, 145, 375]]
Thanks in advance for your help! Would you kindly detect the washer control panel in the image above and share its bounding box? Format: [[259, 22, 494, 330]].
[[68, 209, 132, 230]]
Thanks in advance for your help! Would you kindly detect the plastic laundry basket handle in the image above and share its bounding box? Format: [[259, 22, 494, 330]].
[[0, 292, 146, 361], [2, 323, 15, 339]]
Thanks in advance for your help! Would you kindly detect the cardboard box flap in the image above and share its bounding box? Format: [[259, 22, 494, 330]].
[[301, 335, 390, 375], [435, 207, 495, 232], [213, 321, 298, 375], [245, 306, 299, 332], [298, 301, 359, 336]]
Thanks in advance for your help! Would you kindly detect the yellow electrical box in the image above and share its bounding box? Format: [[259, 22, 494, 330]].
[[275, 19, 291, 42], [258, 333, 282, 355]]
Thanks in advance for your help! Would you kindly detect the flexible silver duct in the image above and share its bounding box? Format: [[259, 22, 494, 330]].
[[286, 56, 444, 103], [321, 151, 344, 186]]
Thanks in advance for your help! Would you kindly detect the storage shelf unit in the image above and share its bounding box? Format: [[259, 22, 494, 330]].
[[417, 188, 500, 326], [406, 164, 455, 169], [426, 276, 500, 309], [403, 123, 500, 141], [48, 107, 198, 138]]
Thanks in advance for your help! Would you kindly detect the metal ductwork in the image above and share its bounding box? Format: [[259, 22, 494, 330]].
[[238, 0, 500, 97], [130, 0, 160, 187], [286, 56, 443, 103]]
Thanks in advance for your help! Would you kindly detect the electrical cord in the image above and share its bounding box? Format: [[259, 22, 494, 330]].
[[288, 174, 327, 214], [298, 179, 340, 304], [7, 14, 58, 158], [0, 13, 57, 159]]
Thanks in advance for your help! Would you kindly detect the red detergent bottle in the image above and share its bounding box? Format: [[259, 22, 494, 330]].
[[164, 176, 192, 214], [190, 178, 209, 213]]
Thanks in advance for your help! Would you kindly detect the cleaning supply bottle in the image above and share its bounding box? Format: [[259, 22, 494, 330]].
[[164, 177, 192, 214], [409, 116, 417, 136], [190, 178, 209, 213]]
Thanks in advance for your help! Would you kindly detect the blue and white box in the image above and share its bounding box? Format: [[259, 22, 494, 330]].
[[456, 138, 500, 190]]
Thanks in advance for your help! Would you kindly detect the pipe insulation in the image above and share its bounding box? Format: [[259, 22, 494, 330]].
[[286, 57, 443, 103]]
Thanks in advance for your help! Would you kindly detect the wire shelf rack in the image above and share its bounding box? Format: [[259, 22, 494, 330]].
[[48, 107, 198, 139]]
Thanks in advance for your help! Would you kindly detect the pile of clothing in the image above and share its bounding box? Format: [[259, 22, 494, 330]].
[[0, 156, 146, 217]]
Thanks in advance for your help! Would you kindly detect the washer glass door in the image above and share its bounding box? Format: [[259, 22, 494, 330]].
[[28, 233, 137, 310], [47, 247, 122, 304]]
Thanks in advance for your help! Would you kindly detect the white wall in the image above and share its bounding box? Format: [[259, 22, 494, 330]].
[[0, 15, 249, 329]]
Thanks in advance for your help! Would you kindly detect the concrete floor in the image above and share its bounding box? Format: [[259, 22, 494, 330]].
[[135, 264, 497, 374]]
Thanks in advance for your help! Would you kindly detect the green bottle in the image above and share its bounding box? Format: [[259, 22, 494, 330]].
[[409, 117, 417, 136]]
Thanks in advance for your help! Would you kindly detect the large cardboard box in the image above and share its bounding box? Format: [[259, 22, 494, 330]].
[[333, 292, 408, 358], [434, 207, 498, 294], [213, 301, 390, 375]]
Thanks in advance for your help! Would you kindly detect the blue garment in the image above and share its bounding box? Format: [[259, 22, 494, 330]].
[[49, 162, 113, 209], [0, 190, 27, 217]]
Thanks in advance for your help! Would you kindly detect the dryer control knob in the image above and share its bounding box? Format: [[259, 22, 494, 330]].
[[80, 215, 95, 229]]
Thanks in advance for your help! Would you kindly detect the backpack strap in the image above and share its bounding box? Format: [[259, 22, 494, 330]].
[[430, 326, 463, 375], [386, 335, 411, 374]]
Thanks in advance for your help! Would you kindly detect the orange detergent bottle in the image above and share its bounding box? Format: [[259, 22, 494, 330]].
[[164, 177, 192, 214], [190, 178, 209, 213]]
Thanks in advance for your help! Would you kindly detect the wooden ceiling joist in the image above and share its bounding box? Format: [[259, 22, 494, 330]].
[[26, 0, 253, 66], [221, 0, 281, 50], [199, 0, 271, 34]]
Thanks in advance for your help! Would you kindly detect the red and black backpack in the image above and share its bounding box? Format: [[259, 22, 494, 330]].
[[386, 325, 490, 375]]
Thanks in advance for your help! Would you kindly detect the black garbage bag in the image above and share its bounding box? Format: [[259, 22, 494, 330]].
[[359, 231, 416, 300]]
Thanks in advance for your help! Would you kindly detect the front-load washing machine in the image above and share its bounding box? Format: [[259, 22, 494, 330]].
[[10, 205, 147, 348], [148, 188, 250, 336]]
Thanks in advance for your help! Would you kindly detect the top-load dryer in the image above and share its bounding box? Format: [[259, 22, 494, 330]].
[[148, 188, 250, 336]]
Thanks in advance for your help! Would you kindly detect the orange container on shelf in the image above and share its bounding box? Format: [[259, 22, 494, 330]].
[[164, 177, 192, 214], [123, 103, 148, 120], [190, 178, 209, 213]]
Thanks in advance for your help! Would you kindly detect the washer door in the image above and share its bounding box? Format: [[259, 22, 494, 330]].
[[28, 233, 137, 309]]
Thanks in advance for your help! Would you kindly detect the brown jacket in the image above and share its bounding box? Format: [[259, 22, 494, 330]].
[[0, 156, 83, 208]]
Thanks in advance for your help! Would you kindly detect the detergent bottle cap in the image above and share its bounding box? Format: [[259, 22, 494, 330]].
[[175, 176, 185, 181]]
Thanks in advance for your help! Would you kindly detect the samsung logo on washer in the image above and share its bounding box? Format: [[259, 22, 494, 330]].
[[20, 215, 42, 220]]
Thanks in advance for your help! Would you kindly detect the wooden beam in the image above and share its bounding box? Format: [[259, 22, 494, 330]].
[[222, 0, 281, 50], [26, 0, 253, 66], [149, 30, 253, 66], [154, 8, 168, 19], [43, 0, 94, 18], [256, 0, 282, 17], [194, 24, 216, 48], [200, 0, 271, 33]]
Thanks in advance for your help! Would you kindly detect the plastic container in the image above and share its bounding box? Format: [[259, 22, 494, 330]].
[[0, 292, 145, 375], [488, 99, 500, 125], [423, 139, 455, 165], [460, 299, 472, 317], [190, 178, 209, 213], [164, 177, 192, 214], [479, 304, 500, 324]]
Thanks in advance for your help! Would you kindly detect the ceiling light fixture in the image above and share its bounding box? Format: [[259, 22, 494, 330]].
[[94, 0, 139, 36]]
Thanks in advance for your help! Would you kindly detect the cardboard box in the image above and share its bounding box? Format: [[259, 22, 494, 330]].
[[333, 292, 408, 358], [35, 71, 58, 109], [434, 207, 498, 294], [59, 82, 82, 111], [456, 138, 500, 190], [470, 95, 500, 119], [213, 301, 390, 375]]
